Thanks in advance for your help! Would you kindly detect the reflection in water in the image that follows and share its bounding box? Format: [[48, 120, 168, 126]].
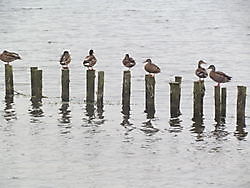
[[4, 97, 17, 121], [29, 99, 44, 121], [58, 103, 71, 124], [145, 108, 155, 119], [234, 124, 248, 140], [211, 123, 230, 141], [82, 103, 105, 126], [58, 102, 72, 135], [140, 120, 159, 136], [121, 104, 132, 126], [168, 117, 183, 133], [190, 119, 205, 141]]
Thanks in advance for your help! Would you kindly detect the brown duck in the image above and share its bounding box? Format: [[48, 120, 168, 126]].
[[83, 49, 97, 70], [143, 59, 161, 76], [195, 60, 208, 80], [208, 65, 232, 86], [0, 50, 21, 64], [59, 51, 71, 69], [122, 54, 136, 70]]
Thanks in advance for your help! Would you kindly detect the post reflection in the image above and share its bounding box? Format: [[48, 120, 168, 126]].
[[169, 117, 183, 133], [29, 99, 44, 118], [58, 102, 71, 124], [140, 119, 159, 136], [4, 96, 17, 121], [234, 123, 248, 140], [212, 123, 229, 140], [121, 103, 133, 130], [190, 118, 205, 141]]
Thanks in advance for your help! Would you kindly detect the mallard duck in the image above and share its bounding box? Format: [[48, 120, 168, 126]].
[[195, 60, 208, 80], [208, 65, 232, 86], [0, 50, 21, 64], [59, 51, 71, 69], [143, 59, 160, 76], [122, 54, 136, 70], [83, 49, 97, 70]]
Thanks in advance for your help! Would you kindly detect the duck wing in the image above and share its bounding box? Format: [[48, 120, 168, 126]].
[[216, 71, 232, 80], [195, 67, 208, 78], [145, 63, 161, 73]]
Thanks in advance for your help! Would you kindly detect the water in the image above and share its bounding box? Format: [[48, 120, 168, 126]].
[[0, 0, 250, 187]]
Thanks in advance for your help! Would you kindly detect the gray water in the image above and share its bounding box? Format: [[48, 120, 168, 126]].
[[0, 0, 250, 187]]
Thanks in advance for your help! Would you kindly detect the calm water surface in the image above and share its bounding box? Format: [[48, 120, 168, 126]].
[[0, 0, 250, 187]]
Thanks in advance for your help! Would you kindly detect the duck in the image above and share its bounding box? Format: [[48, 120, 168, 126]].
[[207, 65, 232, 86], [0, 50, 21, 64], [122, 54, 136, 70], [59, 50, 71, 69], [83, 49, 97, 70], [143, 59, 160, 76], [195, 60, 208, 80]]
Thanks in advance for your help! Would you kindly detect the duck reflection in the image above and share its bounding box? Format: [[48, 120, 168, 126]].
[[4, 96, 17, 121], [58, 102, 71, 124]]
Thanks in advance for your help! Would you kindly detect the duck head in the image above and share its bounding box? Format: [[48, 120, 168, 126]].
[[198, 60, 207, 65], [143, 58, 152, 64], [63, 51, 69, 55], [89, 49, 94, 55], [207, 65, 216, 71]]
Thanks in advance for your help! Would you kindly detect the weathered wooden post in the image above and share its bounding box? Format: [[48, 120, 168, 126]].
[[193, 81, 203, 121], [97, 71, 104, 109], [5, 64, 14, 97], [122, 70, 131, 108], [86, 70, 95, 104], [214, 86, 221, 122], [175, 76, 182, 115], [61, 69, 70, 102], [169, 82, 180, 118], [237, 86, 247, 125], [31, 67, 38, 98], [31, 67, 42, 102], [145, 75, 155, 117], [221, 87, 227, 118]]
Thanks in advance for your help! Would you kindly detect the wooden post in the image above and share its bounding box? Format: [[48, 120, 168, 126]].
[[97, 71, 104, 109], [86, 70, 95, 104], [31, 68, 42, 101], [193, 81, 202, 121], [221, 87, 227, 118], [169, 82, 180, 118], [175, 76, 182, 115], [5, 64, 14, 97], [214, 86, 221, 123], [200, 80, 205, 116], [237, 86, 247, 125], [30, 67, 38, 98], [122, 71, 131, 107], [61, 69, 70, 102], [145, 75, 155, 117]]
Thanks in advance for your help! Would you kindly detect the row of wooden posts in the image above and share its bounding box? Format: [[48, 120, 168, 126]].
[[4, 64, 247, 126]]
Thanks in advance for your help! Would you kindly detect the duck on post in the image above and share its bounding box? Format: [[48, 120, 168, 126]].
[[143, 59, 161, 77], [195, 60, 208, 80], [59, 50, 71, 69], [83, 49, 97, 70], [207, 65, 232, 86], [0, 50, 21, 64], [122, 54, 136, 70]]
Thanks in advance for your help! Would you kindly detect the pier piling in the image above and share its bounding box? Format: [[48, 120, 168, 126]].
[[86, 70, 95, 104], [169, 81, 181, 118], [221, 87, 227, 119], [97, 71, 104, 109], [122, 70, 131, 108], [5, 64, 14, 98], [61, 69, 70, 102], [193, 81, 205, 121], [145, 75, 155, 117], [237, 86, 247, 125], [214, 86, 221, 123]]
